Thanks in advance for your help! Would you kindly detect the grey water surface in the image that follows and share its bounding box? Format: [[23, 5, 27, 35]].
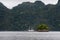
[[0, 31, 60, 40]]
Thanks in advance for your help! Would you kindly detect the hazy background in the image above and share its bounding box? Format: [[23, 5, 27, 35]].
[[0, 0, 58, 9]]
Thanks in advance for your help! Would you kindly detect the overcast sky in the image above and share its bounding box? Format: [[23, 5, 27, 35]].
[[0, 0, 58, 9]]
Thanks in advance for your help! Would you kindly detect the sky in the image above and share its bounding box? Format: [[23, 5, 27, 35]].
[[0, 0, 58, 9]]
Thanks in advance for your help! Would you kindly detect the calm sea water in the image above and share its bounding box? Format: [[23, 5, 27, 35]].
[[0, 31, 60, 40]]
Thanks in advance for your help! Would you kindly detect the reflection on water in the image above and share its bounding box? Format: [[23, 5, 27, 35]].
[[0, 31, 60, 40]]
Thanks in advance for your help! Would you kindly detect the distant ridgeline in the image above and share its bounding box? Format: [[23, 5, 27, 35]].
[[0, 0, 60, 31]]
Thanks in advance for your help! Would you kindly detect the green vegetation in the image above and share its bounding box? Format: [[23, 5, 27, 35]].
[[0, 0, 60, 31], [36, 24, 49, 30]]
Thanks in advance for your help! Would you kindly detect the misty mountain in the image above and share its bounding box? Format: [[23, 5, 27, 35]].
[[0, 2, 11, 30], [0, 0, 60, 31]]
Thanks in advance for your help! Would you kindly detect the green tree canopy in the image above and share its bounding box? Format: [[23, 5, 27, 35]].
[[36, 24, 49, 30]]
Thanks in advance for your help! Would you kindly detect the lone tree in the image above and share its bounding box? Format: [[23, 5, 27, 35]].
[[36, 24, 49, 32]]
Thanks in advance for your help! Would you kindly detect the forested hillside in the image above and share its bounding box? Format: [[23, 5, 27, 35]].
[[0, 0, 60, 31]]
